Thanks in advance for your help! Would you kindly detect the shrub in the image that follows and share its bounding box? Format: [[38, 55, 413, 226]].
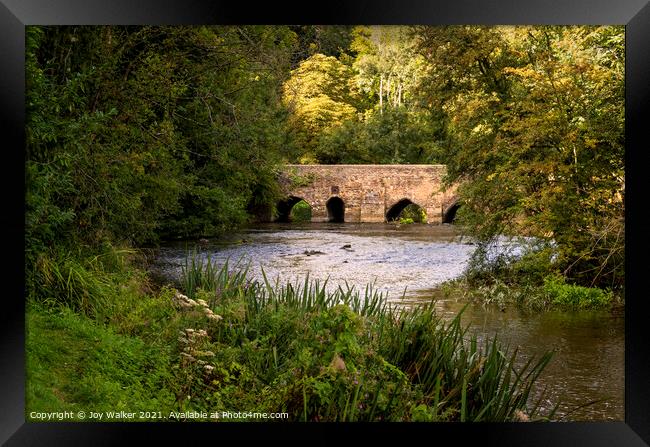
[[542, 276, 612, 309], [290, 200, 312, 222]]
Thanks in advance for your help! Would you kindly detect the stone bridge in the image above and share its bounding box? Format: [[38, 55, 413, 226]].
[[275, 164, 459, 224]]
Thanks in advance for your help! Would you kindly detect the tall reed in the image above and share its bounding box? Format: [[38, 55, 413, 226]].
[[179, 248, 558, 421]]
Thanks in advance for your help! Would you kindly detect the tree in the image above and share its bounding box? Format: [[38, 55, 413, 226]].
[[282, 53, 361, 161], [26, 25, 298, 253], [414, 25, 624, 289], [315, 107, 441, 164], [351, 26, 427, 113]]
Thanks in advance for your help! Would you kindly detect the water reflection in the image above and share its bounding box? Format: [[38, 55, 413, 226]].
[[404, 291, 624, 421]]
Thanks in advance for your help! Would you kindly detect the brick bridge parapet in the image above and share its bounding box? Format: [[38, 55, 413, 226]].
[[277, 164, 459, 224]]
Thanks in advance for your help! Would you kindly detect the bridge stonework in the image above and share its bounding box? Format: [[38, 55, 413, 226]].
[[280, 164, 458, 224]]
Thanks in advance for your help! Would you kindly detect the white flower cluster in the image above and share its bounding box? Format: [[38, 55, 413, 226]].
[[178, 328, 216, 373], [173, 292, 223, 321]]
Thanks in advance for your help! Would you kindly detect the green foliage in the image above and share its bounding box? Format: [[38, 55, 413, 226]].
[[446, 242, 617, 311], [542, 275, 612, 309], [282, 53, 361, 159], [414, 26, 624, 290], [173, 256, 557, 421], [26, 25, 297, 252], [315, 107, 441, 164], [399, 203, 427, 223], [351, 26, 427, 112], [26, 301, 178, 418], [378, 306, 555, 421], [27, 241, 144, 318], [289, 26, 355, 61], [27, 245, 558, 422], [25, 25, 623, 421], [290, 200, 312, 222]]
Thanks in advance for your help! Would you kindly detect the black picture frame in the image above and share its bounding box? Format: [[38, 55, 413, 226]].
[[2, 0, 648, 445]]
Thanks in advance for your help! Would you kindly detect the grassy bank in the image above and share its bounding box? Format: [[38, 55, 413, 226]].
[[438, 276, 621, 313], [437, 248, 623, 312], [26, 248, 558, 422]]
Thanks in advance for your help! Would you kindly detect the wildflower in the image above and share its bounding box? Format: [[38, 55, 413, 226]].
[[181, 352, 196, 362], [330, 354, 346, 371]]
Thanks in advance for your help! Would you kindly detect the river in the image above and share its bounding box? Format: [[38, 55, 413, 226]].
[[152, 222, 624, 421]]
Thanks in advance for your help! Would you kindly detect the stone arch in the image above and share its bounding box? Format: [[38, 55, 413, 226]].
[[386, 198, 424, 222], [442, 199, 461, 224], [276, 196, 312, 222], [326, 196, 345, 222]]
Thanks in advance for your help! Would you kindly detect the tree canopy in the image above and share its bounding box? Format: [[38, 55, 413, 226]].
[[414, 26, 624, 288]]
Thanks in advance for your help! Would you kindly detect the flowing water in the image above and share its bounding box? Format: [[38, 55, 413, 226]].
[[152, 222, 624, 421]]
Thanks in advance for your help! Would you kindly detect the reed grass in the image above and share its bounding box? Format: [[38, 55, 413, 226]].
[[179, 248, 559, 422]]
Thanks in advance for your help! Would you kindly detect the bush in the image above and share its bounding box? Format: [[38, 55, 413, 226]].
[[542, 276, 612, 309], [290, 200, 312, 222]]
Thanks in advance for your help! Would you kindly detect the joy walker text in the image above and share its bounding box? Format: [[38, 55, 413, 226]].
[[29, 410, 289, 421]]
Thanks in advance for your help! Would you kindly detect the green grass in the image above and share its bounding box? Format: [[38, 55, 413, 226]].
[[440, 274, 616, 312], [26, 301, 178, 419], [543, 275, 613, 309], [446, 245, 621, 312], [26, 246, 561, 422]]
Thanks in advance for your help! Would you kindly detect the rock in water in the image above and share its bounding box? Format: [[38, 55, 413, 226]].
[[303, 250, 325, 256]]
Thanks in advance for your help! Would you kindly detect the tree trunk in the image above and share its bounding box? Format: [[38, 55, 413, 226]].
[[386, 76, 391, 107], [397, 82, 402, 107], [379, 74, 383, 114]]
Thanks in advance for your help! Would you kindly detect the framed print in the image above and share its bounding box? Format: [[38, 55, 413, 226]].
[[2, 0, 648, 445]]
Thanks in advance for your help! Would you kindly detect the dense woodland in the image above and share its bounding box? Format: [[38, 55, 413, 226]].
[[26, 25, 624, 292], [24, 25, 624, 421]]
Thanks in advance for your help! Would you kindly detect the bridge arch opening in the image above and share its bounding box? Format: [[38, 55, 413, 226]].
[[326, 197, 345, 223], [443, 202, 460, 224], [386, 199, 426, 223], [276, 196, 312, 222]]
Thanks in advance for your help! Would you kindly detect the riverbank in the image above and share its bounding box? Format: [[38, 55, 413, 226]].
[[149, 224, 624, 420], [26, 247, 557, 422], [435, 276, 623, 313]]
